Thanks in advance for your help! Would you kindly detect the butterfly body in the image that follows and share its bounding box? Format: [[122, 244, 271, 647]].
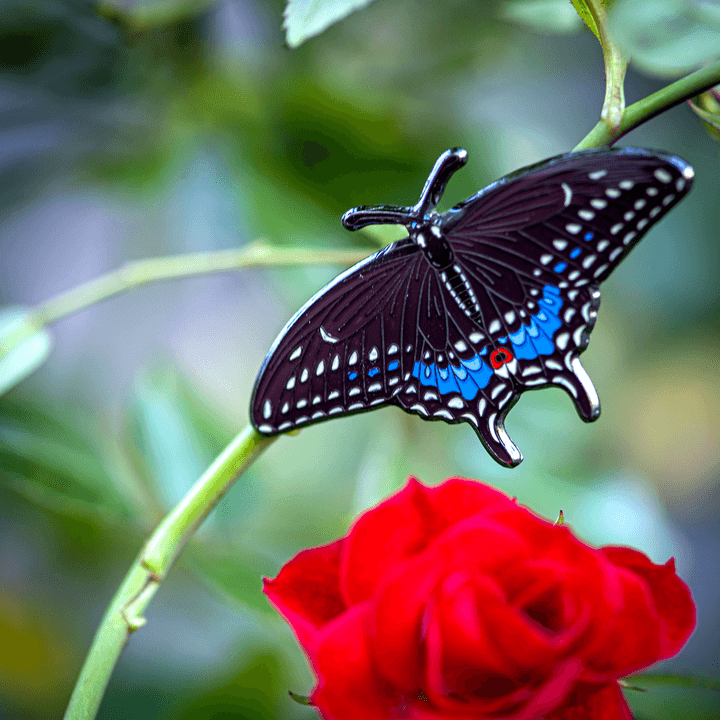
[[251, 147, 693, 466]]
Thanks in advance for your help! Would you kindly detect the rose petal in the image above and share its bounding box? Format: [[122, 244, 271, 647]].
[[367, 520, 529, 690], [601, 547, 696, 658], [341, 478, 516, 605], [312, 605, 422, 720], [546, 681, 633, 720], [263, 539, 346, 654]]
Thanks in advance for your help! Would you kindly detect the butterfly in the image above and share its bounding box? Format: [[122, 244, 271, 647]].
[[250, 147, 693, 466]]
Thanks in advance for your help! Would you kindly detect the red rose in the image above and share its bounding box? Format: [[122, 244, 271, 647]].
[[264, 478, 695, 720]]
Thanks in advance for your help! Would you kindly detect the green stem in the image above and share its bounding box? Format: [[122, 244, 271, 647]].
[[31, 243, 374, 327], [574, 58, 720, 150], [585, 0, 629, 132], [63, 425, 275, 720]]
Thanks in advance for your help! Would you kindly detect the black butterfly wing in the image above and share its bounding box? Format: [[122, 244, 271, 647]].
[[440, 148, 693, 419], [252, 147, 693, 467], [252, 238, 447, 434], [251, 236, 521, 464]]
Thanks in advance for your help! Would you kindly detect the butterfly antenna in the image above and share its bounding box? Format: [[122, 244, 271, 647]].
[[341, 148, 469, 231], [412, 148, 468, 218]]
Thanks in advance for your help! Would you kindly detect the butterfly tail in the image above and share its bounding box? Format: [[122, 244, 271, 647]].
[[473, 411, 523, 468], [548, 356, 601, 422]]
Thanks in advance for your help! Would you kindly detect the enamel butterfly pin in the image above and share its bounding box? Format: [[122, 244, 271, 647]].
[[251, 147, 693, 466]]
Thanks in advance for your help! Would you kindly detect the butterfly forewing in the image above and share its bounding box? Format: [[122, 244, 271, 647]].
[[252, 239, 429, 432], [251, 147, 693, 466]]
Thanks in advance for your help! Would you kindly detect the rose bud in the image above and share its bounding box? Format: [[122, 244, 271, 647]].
[[264, 477, 696, 720]]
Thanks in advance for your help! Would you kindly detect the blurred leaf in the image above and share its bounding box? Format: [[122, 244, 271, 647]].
[[624, 674, 720, 691], [184, 542, 277, 617], [0, 396, 151, 523], [0, 592, 77, 716], [610, 0, 720, 76], [502, 0, 585, 34], [623, 681, 720, 719], [0, 307, 52, 396], [99, 0, 219, 30], [130, 365, 229, 509], [166, 648, 292, 720], [284, 0, 377, 48]]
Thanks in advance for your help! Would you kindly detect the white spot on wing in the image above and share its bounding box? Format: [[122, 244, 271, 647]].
[[263, 400, 272, 419], [316, 360, 325, 376], [561, 183, 572, 206], [553, 239, 568, 251], [654, 168, 672, 183], [320, 326, 339, 344], [289, 346, 302, 361]]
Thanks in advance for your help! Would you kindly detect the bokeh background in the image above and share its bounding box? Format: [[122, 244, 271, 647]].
[[1, 0, 719, 718]]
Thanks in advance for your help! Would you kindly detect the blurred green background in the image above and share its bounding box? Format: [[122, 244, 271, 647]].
[[0, 1, 719, 718]]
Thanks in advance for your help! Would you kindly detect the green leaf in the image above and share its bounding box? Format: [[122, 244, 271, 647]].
[[0, 307, 52, 397], [688, 89, 720, 142], [569, 0, 601, 39], [502, 0, 585, 34], [610, 0, 720, 76], [98, 0, 219, 29], [184, 542, 277, 617], [284, 0, 377, 48], [130, 366, 227, 509], [623, 674, 720, 692], [288, 690, 313, 705], [0, 397, 150, 523]]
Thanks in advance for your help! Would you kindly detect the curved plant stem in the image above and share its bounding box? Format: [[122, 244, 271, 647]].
[[574, 58, 720, 150], [584, 0, 629, 132], [31, 242, 375, 327], [63, 425, 275, 720]]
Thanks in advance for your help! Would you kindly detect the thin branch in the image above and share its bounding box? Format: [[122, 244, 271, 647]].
[[63, 425, 276, 720], [31, 242, 376, 327], [574, 58, 720, 150]]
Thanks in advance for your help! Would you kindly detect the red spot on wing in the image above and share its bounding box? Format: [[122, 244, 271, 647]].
[[490, 347, 514, 369]]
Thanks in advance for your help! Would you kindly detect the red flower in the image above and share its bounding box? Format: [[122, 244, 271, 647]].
[[264, 478, 695, 720]]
